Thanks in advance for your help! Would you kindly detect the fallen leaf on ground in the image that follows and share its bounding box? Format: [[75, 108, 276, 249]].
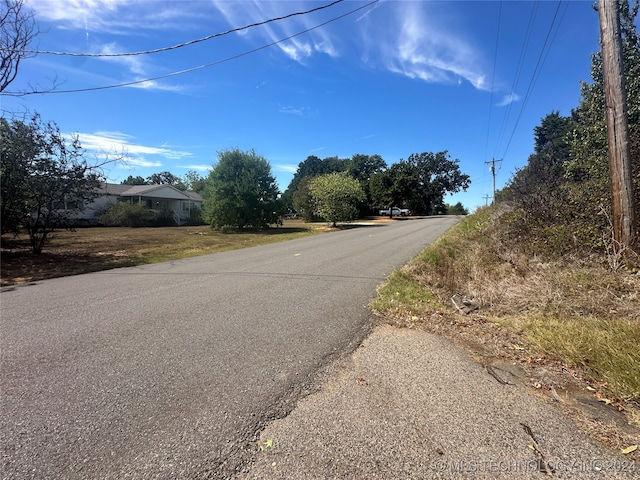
[[259, 438, 273, 451], [621, 445, 638, 455]]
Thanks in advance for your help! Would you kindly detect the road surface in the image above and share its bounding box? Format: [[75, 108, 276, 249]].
[[1, 217, 457, 479]]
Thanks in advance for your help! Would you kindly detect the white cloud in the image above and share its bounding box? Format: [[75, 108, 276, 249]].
[[279, 105, 310, 116], [273, 163, 299, 174], [98, 43, 146, 75], [497, 92, 520, 107], [178, 164, 212, 172], [72, 131, 192, 165], [28, 0, 488, 94], [367, 2, 488, 91], [126, 157, 163, 168], [210, 0, 339, 63], [28, 0, 202, 33]]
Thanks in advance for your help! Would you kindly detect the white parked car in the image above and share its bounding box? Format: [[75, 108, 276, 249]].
[[379, 207, 411, 216]]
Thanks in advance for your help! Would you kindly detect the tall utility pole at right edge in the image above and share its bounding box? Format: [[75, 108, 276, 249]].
[[598, 0, 637, 254], [485, 158, 502, 204]]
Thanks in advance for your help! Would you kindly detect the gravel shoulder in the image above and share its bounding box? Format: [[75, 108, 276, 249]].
[[237, 324, 639, 479]]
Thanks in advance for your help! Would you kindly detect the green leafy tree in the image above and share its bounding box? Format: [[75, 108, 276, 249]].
[[203, 149, 280, 229], [446, 202, 469, 215], [497, 2, 640, 255], [292, 176, 320, 222], [146, 171, 186, 190], [346, 154, 387, 182], [370, 151, 470, 215], [500, 111, 574, 203], [308, 173, 365, 227], [121, 175, 147, 185], [0, 114, 103, 253], [346, 153, 386, 214], [282, 155, 348, 211], [182, 170, 207, 193]]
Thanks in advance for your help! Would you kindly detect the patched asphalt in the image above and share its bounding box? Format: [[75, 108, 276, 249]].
[[237, 325, 638, 479]]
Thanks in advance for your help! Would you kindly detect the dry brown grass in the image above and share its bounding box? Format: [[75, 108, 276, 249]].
[[371, 207, 640, 446], [0, 222, 326, 286]]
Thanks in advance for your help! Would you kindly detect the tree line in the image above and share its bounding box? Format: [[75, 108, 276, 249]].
[[282, 152, 470, 222], [194, 148, 470, 230], [497, 1, 639, 260]]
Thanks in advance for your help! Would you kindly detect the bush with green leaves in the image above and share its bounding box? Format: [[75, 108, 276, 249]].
[[184, 206, 205, 226], [203, 149, 281, 229], [497, 2, 640, 258], [98, 202, 157, 227], [308, 173, 366, 227]]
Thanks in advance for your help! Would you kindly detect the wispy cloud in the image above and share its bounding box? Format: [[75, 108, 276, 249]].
[[365, 2, 488, 90], [29, 0, 490, 95], [72, 131, 192, 167], [178, 164, 212, 172], [279, 105, 312, 116], [98, 42, 146, 75], [309, 146, 328, 154], [273, 163, 299, 174], [27, 1, 193, 93], [497, 92, 520, 107], [29, 0, 202, 33], [210, 0, 339, 63], [358, 133, 377, 141]]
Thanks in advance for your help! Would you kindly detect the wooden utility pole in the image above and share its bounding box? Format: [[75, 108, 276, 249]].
[[598, 0, 637, 253], [484, 158, 502, 204]]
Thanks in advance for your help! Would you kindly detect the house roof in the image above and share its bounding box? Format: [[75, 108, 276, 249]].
[[184, 191, 204, 202], [98, 183, 131, 195], [99, 183, 203, 202]]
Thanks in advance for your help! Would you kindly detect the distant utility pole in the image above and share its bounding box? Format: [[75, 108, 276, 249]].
[[598, 0, 637, 254], [483, 195, 491, 206], [484, 158, 502, 204]]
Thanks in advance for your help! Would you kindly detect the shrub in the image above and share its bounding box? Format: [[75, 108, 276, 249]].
[[98, 202, 157, 227]]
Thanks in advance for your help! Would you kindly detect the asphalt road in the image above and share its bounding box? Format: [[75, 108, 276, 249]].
[[240, 325, 639, 480], [0, 216, 458, 479]]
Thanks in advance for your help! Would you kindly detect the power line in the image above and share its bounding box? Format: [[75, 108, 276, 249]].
[[492, 0, 539, 159], [499, 0, 565, 160], [483, 0, 503, 162], [19, 0, 346, 58], [3, 0, 379, 96]]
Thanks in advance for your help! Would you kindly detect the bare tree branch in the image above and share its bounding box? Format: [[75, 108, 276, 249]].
[[0, 0, 39, 93]]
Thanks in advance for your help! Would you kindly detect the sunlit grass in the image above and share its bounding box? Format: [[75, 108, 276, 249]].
[[499, 315, 640, 402], [370, 269, 440, 317], [370, 207, 640, 403], [1, 222, 326, 285]]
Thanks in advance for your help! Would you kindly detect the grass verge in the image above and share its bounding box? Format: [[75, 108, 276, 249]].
[[371, 207, 640, 407], [1, 222, 327, 286]]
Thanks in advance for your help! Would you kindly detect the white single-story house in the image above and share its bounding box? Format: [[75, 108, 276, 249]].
[[69, 183, 204, 225]]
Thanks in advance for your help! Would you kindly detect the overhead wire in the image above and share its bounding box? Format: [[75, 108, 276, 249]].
[[498, 0, 565, 160], [492, 0, 539, 160], [18, 0, 346, 58], [3, 0, 379, 96], [483, 0, 503, 163]]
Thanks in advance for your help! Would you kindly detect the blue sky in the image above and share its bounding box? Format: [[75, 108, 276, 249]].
[[2, 0, 605, 211]]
